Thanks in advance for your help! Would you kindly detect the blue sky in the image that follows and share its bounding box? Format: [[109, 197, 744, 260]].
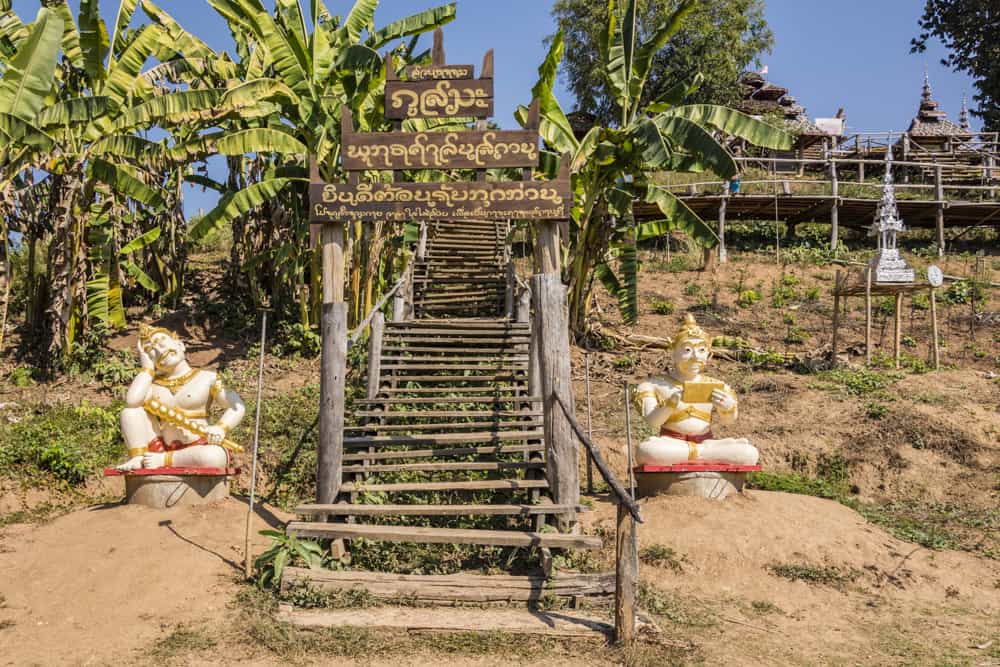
[[11, 0, 977, 217]]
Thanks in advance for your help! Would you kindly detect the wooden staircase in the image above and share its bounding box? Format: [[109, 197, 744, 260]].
[[413, 220, 508, 319], [287, 221, 603, 603]]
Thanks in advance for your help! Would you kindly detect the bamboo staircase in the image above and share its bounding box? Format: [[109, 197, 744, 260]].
[[285, 220, 604, 604]]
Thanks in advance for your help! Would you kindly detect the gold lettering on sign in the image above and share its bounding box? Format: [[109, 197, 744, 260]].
[[407, 65, 474, 81], [390, 81, 491, 118], [343, 131, 538, 170], [320, 182, 565, 209]]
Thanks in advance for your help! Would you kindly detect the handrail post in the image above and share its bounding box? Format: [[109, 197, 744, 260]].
[[318, 221, 347, 506], [416, 222, 428, 262], [829, 157, 839, 251], [718, 182, 728, 264], [366, 312, 384, 400], [934, 164, 945, 257]]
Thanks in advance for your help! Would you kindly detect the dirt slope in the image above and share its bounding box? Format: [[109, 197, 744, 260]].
[[584, 490, 1000, 666], [0, 498, 290, 666]]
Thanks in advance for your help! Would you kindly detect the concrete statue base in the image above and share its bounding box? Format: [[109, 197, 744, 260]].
[[634, 464, 761, 500], [105, 467, 239, 509]]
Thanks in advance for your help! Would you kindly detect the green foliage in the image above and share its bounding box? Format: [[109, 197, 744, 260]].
[[651, 299, 675, 315], [551, 0, 773, 124], [736, 289, 760, 308], [783, 325, 809, 344], [6, 366, 35, 386], [0, 402, 121, 484], [804, 286, 821, 301], [254, 530, 329, 589], [912, 0, 1000, 131], [273, 321, 321, 358], [766, 562, 860, 590], [639, 543, 686, 572], [683, 282, 702, 296], [813, 367, 897, 397], [865, 402, 889, 420], [911, 292, 930, 310]]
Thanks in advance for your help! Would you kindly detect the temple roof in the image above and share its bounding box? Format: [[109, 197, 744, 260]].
[[738, 72, 826, 139], [906, 73, 973, 138]]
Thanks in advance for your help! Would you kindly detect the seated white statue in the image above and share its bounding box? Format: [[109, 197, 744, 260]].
[[634, 314, 759, 467], [116, 325, 245, 471]]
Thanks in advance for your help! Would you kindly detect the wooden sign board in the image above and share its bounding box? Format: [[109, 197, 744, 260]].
[[405, 64, 474, 81], [341, 105, 540, 171], [385, 79, 493, 120], [310, 178, 571, 223], [384, 47, 494, 120]]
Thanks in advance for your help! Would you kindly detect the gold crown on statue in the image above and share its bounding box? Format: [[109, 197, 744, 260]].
[[668, 313, 711, 350], [138, 323, 178, 347]]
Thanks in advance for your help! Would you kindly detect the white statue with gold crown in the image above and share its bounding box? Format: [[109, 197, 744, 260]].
[[634, 314, 758, 467], [116, 324, 246, 472]]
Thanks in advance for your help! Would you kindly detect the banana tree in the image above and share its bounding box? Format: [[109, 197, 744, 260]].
[[0, 1, 270, 355], [186, 0, 457, 326], [517, 0, 792, 333]]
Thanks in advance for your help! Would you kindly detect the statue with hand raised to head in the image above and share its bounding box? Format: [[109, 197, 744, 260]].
[[634, 314, 759, 466], [116, 325, 246, 471]]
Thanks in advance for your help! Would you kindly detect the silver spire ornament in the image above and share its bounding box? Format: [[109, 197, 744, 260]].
[[870, 148, 915, 283]]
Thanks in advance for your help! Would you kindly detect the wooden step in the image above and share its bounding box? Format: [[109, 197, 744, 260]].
[[379, 374, 526, 383], [389, 320, 525, 327], [294, 503, 577, 517], [381, 386, 529, 394], [342, 444, 544, 462], [355, 396, 539, 405], [381, 346, 526, 354], [345, 420, 543, 433], [380, 357, 528, 365], [343, 478, 548, 493], [286, 523, 601, 550], [340, 461, 544, 473], [343, 430, 544, 447], [352, 410, 542, 420], [382, 337, 528, 346], [382, 364, 528, 372]]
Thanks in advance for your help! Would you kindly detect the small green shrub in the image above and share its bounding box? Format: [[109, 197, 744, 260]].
[[814, 368, 896, 396], [612, 355, 637, 371], [639, 544, 686, 572], [254, 530, 330, 589], [683, 282, 702, 296], [766, 562, 860, 590], [804, 287, 821, 301], [737, 289, 761, 308], [865, 402, 889, 420], [901, 335, 917, 348], [784, 326, 809, 344], [780, 273, 800, 287], [7, 367, 35, 387], [876, 296, 897, 317], [651, 300, 675, 316], [911, 293, 930, 311], [273, 321, 321, 358]]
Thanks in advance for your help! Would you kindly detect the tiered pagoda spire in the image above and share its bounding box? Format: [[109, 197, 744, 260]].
[[869, 149, 915, 283]]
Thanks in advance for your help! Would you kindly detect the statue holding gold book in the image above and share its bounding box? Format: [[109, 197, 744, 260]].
[[634, 314, 759, 467], [115, 324, 245, 472]]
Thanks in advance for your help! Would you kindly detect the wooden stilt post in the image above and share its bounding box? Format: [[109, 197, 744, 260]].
[[533, 219, 578, 530], [829, 158, 839, 251], [894, 293, 903, 369], [934, 164, 945, 257], [318, 221, 347, 505], [930, 287, 940, 370], [831, 271, 841, 367], [718, 184, 728, 264], [864, 266, 873, 364]]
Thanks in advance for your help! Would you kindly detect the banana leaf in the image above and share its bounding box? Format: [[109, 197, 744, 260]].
[[0, 7, 62, 122]]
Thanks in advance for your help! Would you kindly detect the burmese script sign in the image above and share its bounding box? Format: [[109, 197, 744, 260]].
[[405, 64, 474, 81], [342, 129, 539, 170], [310, 180, 571, 223], [384, 79, 494, 120]]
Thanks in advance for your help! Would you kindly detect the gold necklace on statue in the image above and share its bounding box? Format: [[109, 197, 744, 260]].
[[153, 367, 200, 390]]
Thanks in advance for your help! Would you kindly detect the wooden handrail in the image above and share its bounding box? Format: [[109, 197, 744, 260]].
[[347, 263, 412, 349], [553, 393, 642, 523]]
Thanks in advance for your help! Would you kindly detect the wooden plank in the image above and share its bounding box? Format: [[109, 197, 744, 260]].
[[381, 364, 529, 371], [293, 503, 580, 517], [344, 430, 544, 446], [281, 568, 613, 601], [930, 288, 940, 370], [351, 410, 542, 420], [339, 479, 549, 493], [342, 444, 544, 462], [346, 420, 543, 433], [285, 523, 602, 550], [340, 461, 544, 473], [354, 396, 539, 405], [310, 175, 571, 224], [374, 374, 526, 383]]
